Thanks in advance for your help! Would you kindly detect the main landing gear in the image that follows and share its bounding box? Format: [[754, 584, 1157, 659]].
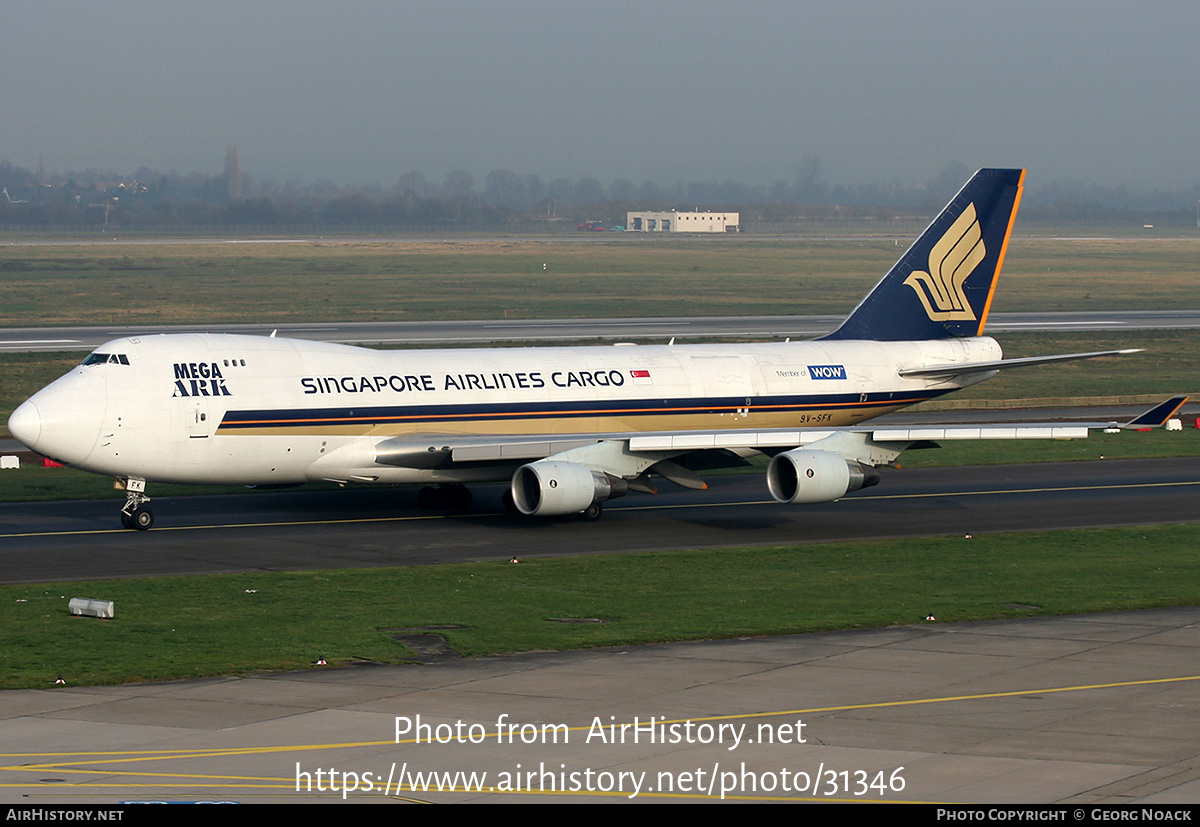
[[119, 478, 154, 531], [417, 483, 473, 511]]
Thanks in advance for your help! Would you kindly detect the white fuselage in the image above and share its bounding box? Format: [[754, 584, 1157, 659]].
[[9, 333, 1002, 486]]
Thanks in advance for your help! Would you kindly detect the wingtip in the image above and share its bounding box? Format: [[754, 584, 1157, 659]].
[[1122, 395, 1191, 429]]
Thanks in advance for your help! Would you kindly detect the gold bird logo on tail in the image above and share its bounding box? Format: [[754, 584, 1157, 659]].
[[903, 202, 986, 321]]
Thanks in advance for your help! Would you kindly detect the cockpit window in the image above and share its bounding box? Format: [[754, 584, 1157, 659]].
[[82, 353, 129, 366]]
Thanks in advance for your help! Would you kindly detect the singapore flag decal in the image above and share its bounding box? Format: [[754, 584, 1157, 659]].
[[630, 369, 653, 385]]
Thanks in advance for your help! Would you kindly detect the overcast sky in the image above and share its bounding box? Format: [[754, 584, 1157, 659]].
[[3, 1, 1197, 190]]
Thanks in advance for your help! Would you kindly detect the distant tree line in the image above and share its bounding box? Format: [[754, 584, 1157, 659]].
[[2, 157, 1198, 232]]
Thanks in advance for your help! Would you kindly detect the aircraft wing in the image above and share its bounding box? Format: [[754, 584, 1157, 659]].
[[1120, 395, 1191, 428], [867, 395, 1188, 440], [380, 394, 1186, 459], [361, 396, 1188, 513]]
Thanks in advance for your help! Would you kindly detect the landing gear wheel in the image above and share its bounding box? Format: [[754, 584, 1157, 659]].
[[130, 507, 154, 531], [120, 511, 133, 530], [501, 489, 518, 514], [446, 484, 472, 511], [418, 484, 473, 511], [580, 502, 603, 522]]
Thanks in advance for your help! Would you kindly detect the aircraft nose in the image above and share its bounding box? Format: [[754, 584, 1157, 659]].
[[10, 370, 107, 465], [8, 399, 43, 450]]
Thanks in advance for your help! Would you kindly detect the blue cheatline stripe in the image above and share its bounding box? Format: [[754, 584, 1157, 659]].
[[215, 389, 947, 431]]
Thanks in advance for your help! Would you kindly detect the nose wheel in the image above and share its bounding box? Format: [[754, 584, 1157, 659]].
[[119, 478, 154, 530], [120, 505, 155, 531]]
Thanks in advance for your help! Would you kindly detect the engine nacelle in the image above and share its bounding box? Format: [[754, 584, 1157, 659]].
[[766, 448, 880, 505], [511, 461, 628, 517]]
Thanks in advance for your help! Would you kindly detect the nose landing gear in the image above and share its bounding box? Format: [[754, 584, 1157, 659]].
[[119, 477, 154, 531]]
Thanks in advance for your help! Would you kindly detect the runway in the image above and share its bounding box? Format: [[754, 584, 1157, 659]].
[[3, 309, 1200, 352], [1, 458, 1197, 584]]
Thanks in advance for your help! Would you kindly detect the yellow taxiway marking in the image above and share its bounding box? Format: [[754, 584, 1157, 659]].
[[1, 479, 1197, 539], [0, 511, 450, 539]]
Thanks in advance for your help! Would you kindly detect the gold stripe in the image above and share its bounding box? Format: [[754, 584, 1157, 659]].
[[1163, 396, 1190, 421], [977, 168, 1025, 334]]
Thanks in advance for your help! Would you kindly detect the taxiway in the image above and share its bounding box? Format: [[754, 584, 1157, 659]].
[[1, 458, 1197, 584], [3, 607, 1198, 803]]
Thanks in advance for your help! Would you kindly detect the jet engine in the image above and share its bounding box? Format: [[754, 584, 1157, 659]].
[[511, 461, 628, 517], [766, 448, 880, 504]]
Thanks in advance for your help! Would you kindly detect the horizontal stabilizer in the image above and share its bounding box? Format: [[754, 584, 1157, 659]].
[[898, 349, 1141, 378]]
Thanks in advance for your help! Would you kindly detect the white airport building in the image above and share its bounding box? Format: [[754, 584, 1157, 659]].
[[626, 210, 740, 233]]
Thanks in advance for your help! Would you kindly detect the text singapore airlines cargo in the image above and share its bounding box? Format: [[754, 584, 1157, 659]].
[[7, 169, 1186, 530]]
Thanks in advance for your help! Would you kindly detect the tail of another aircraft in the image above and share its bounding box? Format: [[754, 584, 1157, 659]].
[[823, 168, 1025, 341]]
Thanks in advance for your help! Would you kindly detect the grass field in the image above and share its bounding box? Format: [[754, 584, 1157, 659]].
[[2, 524, 1197, 689], [0, 238, 891, 325], [3, 236, 1200, 327]]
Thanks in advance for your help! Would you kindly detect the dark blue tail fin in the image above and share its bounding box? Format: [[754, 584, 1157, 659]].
[[823, 168, 1025, 341]]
